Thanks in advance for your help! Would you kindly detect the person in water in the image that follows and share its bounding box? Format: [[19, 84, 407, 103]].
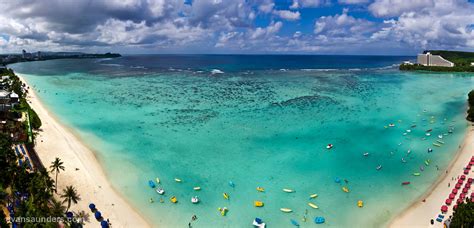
[[192, 215, 197, 221]]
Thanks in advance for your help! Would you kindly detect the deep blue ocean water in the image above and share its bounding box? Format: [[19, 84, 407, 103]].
[[11, 55, 474, 227]]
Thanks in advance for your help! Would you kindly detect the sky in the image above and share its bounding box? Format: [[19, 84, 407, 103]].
[[0, 0, 474, 55]]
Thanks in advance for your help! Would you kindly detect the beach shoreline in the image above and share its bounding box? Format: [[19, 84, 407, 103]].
[[390, 124, 474, 227], [17, 74, 150, 228]]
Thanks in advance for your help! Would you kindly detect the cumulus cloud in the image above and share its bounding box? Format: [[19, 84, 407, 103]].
[[314, 9, 377, 37], [273, 10, 301, 21], [369, 0, 434, 17], [338, 0, 369, 4]]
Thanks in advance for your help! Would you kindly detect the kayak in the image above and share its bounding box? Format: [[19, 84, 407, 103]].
[[310, 193, 318, 199], [193, 186, 201, 191], [283, 188, 295, 193], [223, 193, 229, 200], [433, 143, 442, 147], [342, 186, 350, 193], [155, 177, 160, 184], [218, 207, 228, 216], [148, 180, 156, 188], [290, 219, 300, 227], [174, 178, 182, 183], [170, 196, 177, 203], [314, 216, 325, 224], [229, 181, 235, 188], [257, 187, 265, 192], [357, 200, 363, 208], [425, 160, 430, 166], [254, 201, 264, 207], [402, 181, 411, 185], [308, 202, 318, 209], [280, 208, 292, 213], [413, 172, 421, 176]]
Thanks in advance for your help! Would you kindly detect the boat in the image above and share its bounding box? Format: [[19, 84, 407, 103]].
[[388, 123, 395, 127], [308, 202, 318, 209], [376, 165, 382, 170], [401, 158, 407, 163], [155, 177, 160, 184], [438, 135, 443, 139], [426, 133, 431, 136], [402, 181, 411, 185], [436, 140, 445, 144], [413, 172, 421, 176], [433, 143, 442, 147], [357, 200, 363, 208], [223, 193, 229, 200], [174, 178, 182, 183], [425, 159, 430, 166], [191, 196, 199, 204], [426, 129, 432, 132], [420, 166, 424, 171], [170, 196, 177, 203], [342, 186, 350, 193], [218, 207, 228, 216], [428, 148, 433, 153], [229, 181, 235, 188], [280, 208, 292, 213], [148, 180, 156, 188], [156, 187, 165, 195], [193, 186, 201, 191], [283, 188, 295, 193], [254, 201, 264, 207], [314, 216, 325, 224], [257, 187, 265, 192], [406, 129, 411, 133], [290, 219, 300, 227], [363, 152, 369, 156], [326, 144, 333, 149], [310, 193, 318, 199], [253, 218, 266, 228]]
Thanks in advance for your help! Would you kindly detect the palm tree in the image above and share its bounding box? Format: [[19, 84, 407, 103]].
[[60, 185, 81, 212], [50, 157, 65, 192]]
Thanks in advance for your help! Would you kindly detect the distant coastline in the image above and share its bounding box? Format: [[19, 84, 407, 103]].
[[400, 50, 474, 72], [1, 52, 121, 66]]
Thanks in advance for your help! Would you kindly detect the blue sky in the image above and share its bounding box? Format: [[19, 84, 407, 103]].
[[0, 0, 474, 55]]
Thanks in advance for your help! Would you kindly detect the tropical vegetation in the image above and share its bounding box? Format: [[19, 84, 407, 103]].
[[450, 198, 474, 227]]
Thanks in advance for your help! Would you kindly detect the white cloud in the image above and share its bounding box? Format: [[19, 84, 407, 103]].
[[338, 0, 369, 4], [369, 0, 434, 17], [290, 0, 327, 9], [258, 0, 275, 13], [314, 9, 376, 37], [273, 10, 301, 21]]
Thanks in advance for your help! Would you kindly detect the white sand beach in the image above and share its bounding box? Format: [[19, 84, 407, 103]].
[[18, 75, 150, 228], [390, 125, 474, 227]]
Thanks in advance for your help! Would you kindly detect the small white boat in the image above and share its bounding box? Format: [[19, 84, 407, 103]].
[[193, 186, 201, 191], [388, 123, 395, 127], [156, 187, 165, 195], [191, 196, 199, 204], [309, 193, 318, 198], [283, 188, 295, 193], [174, 178, 182, 183], [326, 144, 333, 149], [363, 152, 369, 156], [438, 135, 443, 139], [253, 218, 266, 228], [280, 208, 292, 213], [376, 165, 382, 170]]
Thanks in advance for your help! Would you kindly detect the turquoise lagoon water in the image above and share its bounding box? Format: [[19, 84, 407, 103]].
[[11, 56, 474, 227]]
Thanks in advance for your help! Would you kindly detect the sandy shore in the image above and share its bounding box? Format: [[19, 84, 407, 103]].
[[390, 125, 474, 227], [18, 75, 150, 228]]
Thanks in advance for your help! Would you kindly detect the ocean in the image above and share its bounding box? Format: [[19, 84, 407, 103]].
[[11, 55, 474, 227]]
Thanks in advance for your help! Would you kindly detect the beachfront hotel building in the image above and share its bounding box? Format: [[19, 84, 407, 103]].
[[417, 52, 454, 67]]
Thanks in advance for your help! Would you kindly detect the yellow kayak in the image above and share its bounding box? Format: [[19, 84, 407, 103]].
[[280, 208, 292, 213], [310, 193, 318, 199], [357, 200, 363, 208], [193, 186, 201, 191], [174, 178, 182, 183], [257, 187, 265, 192], [254, 201, 264, 207], [342, 186, 350, 193], [283, 188, 295, 193], [218, 207, 228, 216], [223, 193, 229, 200], [308, 202, 318, 209], [170, 196, 177, 203], [155, 177, 160, 184]]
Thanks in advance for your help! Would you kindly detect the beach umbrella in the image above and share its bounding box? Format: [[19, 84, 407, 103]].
[[469, 161, 474, 166], [454, 205, 458, 210], [461, 175, 466, 180], [449, 194, 455, 200], [466, 166, 471, 170], [89, 203, 96, 210], [441, 205, 448, 213], [457, 179, 464, 184], [101, 221, 109, 228], [471, 198, 474, 203], [66, 211, 73, 218], [94, 211, 102, 220], [465, 183, 471, 189], [468, 178, 473, 183], [452, 188, 458, 194], [462, 188, 468, 194], [445, 199, 452, 205], [464, 169, 469, 175], [455, 183, 462, 189], [471, 192, 474, 198], [457, 198, 463, 204]]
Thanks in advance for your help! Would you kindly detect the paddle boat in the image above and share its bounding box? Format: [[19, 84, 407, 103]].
[[283, 188, 295, 193], [148, 180, 156, 188], [257, 187, 265, 192], [155, 177, 160, 184], [223, 193, 229, 200], [388, 123, 395, 127], [357, 200, 363, 208], [376, 165, 382, 171], [218, 207, 228, 216], [363, 152, 369, 157], [290, 219, 300, 227], [254, 201, 264, 207], [326, 144, 333, 149], [193, 186, 201, 191], [308, 202, 318, 209], [170, 196, 178, 203], [401, 181, 410, 185], [342, 186, 350, 193], [428, 148, 433, 153], [253, 218, 266, 228], [174, 178, 182, 183], [280, 208, 292, 213], [191, 196, 199, 204], [229, 181, 235, 188], [310, 193, 318, 199], [156, 187, 165, 195], [413, 172, 421, 176], [314, 216, 325, 224]]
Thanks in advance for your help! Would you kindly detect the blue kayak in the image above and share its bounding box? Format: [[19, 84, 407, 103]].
[[290, 219, 300, 226], [334, 177, 341, 183], [229, 181, 235, 188], [148, 180, 156, 188], [315, 217, 325, 224]]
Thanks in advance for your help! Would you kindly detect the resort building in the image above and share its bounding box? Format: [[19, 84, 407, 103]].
[[0, 90, 19, 112], [417, 52, 454, 67]]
